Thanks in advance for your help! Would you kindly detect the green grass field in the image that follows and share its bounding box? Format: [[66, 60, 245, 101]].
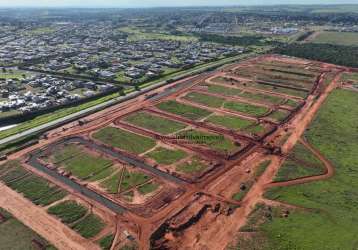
[[274, 142, 326, 182], [256, 84, 308, 98], [156, 100, 212, 121], [266, 110, 290, 122], [120, 169, 150, 192], [176, 156, 207, 174], [243, 89, 358, 249], [224, 101, 269, 117], [138, 182, 159, 195], [0, 161, 68, 206], [123, 111, 187, 135], [311, 31, 358, 46], [0, 71, 27, 80], [98, 234, 114, 250], [205, 114, 255, 131], [177, 129, 239, 154], [93, 127, 156, 154], [182, 92, 225, 108], [146, 147, 187, 165], [48, 200, 88, 224], [342, 72, 358, 84], [71, 213, 105, 239], [206, 84, 243, 96], [239, 92, 285, 105], [0, 208, 55, 250], [53, 144, 113, 180], [100, 171, 121, 193]]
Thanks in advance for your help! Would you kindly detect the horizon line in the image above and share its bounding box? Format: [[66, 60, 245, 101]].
[[0, 3, 358, 9]]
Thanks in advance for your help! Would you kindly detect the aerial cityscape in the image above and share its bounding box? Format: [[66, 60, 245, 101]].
[[0, 2, 357, 250]]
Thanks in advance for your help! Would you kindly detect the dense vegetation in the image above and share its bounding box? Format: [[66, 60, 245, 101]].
[[274, 43, 358, 67]]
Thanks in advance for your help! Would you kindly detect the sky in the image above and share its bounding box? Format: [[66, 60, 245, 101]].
[[0, 0, 357, 8]]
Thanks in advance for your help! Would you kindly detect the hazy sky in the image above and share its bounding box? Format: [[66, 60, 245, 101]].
[[0, 0, 357, 7]]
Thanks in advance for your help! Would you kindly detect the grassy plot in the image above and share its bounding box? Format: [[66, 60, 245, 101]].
[[0, 161, 67, 206], [206, 84, 243, 96], [156, 100, 212, 121], [53, 144, 113, 180], [266, 109, 290, 122], [274, 142, 326, 182], [177, 129, 239, 154], [311, 31, 358, 46], [146, 147, 187, 165], [224, 101, 269, 117], [0, 208, 54, 250], [48, 200, 88, 224], [205, 114, 254, 131], [100, 171, 121, 193], [227, 80, 309, 98], [93, 127, 156, 154], [71, 213, 105, 239], [182, 92, 225, 108], [239, 91, 285, 105], [138, 182, 159, 195], [123, 111, 187, 135], [176, 156, 207, 174], [98, 234, 115, 250], [120, 169, 150, 192], [257, 90, 358, 250], [285, 99, 301, 108]]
